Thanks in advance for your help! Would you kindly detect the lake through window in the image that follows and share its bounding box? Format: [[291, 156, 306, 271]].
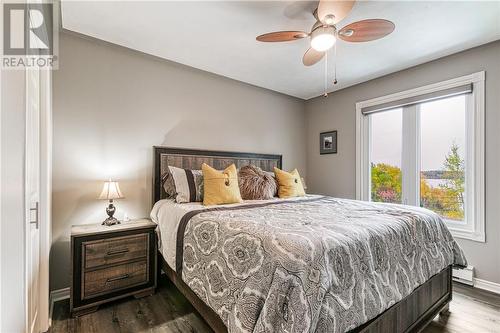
[[420, 96, 466, 223], [370, 96, 468, 221], [358, 73, 485, 241]]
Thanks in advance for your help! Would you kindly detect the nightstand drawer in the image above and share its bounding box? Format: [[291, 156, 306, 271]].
[[83, 260, 148, 299], [84, 234, 148, 269]]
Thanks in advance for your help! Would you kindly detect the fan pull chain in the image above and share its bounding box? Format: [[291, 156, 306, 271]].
[[323, 51, 328, 97], [333, 39, 338, 85]]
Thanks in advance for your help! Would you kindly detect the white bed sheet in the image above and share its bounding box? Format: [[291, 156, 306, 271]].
[[150, 199, 203, 269]]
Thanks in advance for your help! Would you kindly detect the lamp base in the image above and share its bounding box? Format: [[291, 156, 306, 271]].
[[102, 217, 121, 226], [102, 200, 120, 226]]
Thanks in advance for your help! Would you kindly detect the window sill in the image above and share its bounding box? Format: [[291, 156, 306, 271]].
[[448, 226, 485, 243]]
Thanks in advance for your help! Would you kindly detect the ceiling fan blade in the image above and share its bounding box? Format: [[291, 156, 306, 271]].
[[303, 48, 325, 66], [317, 0, 355, 25], [256, 31, 308, 42], [338, 19, 395, 42]]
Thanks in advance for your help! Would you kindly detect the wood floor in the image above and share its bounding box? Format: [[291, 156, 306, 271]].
[[50, 277, 500, 333]]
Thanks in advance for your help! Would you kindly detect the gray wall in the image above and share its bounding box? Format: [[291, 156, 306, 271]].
[[305, 41, 500, 284], [51, 32, 306, 290]]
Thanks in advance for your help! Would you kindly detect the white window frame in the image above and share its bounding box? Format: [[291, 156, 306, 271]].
[[356, 71, 485, 242]]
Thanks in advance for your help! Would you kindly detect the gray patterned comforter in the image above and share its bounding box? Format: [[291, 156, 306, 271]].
[[176, 196, 467, 333]]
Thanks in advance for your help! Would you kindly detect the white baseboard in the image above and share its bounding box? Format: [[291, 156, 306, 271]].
[[474, 278, 500, 295], [452, 265, 500, 294], [49, 288, 70, 326], [50, 287, 70, 303]]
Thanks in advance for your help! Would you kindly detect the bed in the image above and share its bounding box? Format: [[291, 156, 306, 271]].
[[151, 146, 467, 333]]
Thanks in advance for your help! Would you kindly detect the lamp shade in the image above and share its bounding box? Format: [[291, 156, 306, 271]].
[[98, 180, 124, 200]]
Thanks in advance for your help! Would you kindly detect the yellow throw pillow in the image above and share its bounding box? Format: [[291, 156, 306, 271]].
[[202, 163, 243, 205], [274, 167, 306, 198]]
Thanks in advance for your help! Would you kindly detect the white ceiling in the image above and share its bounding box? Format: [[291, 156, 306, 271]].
[[61, 1, 500, 100]]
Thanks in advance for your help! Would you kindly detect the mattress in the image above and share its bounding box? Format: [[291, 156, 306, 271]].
[[151, 195, 466, 333]]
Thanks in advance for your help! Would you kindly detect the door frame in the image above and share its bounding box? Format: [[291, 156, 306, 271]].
[[38, 68, 52, 333]]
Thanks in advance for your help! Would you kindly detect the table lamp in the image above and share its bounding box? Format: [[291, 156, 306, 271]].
[[98, 180, 124, 226]]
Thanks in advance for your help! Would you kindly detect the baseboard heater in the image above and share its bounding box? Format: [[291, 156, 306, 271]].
[[452, 265, 474, 286]]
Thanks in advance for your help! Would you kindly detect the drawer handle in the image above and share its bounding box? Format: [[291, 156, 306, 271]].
[[106, 248, 129, 256], [106, 274, 130, 283]]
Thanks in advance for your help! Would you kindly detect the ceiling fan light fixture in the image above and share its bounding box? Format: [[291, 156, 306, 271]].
[[310, 26, 336, 52]]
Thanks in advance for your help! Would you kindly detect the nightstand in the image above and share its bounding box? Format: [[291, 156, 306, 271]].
[[70, 219, 157, 317]]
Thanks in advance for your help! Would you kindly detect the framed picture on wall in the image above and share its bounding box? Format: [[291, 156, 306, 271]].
[[320, 130, 337, 155]]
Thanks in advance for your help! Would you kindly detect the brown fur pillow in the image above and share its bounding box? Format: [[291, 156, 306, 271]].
[[238, 165, 278, 200]]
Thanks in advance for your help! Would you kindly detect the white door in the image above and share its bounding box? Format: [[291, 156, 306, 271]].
[[26, 68, 41, 333]]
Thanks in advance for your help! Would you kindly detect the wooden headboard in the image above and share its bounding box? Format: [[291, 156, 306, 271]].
[[153, 146, 282, 204]]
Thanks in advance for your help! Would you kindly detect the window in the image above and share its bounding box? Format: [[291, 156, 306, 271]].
[[370, 108, 403, 204], [356, 72, 485, 242]]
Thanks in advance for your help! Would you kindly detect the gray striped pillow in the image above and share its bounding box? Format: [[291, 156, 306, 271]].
[[163, 166, 204, 203]]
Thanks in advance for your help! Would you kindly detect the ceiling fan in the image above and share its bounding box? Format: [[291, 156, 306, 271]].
[[256, 0, 395, 68]]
